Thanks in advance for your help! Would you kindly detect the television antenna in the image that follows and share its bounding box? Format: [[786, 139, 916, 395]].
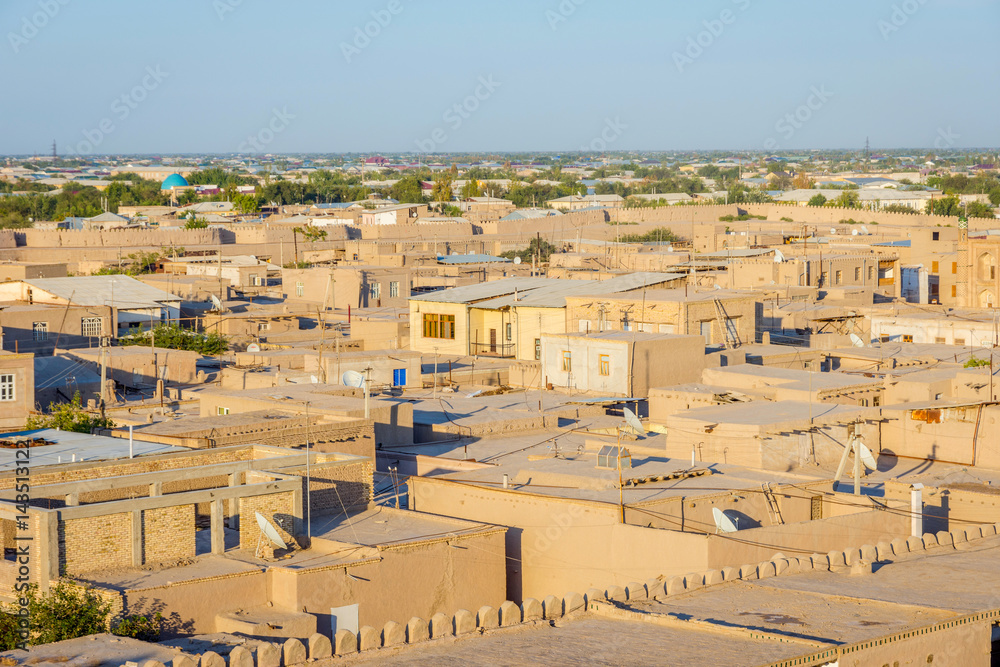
[[254, 511, 288, 558], [713, 507, 739, 534], [623, 407, 645, 438]]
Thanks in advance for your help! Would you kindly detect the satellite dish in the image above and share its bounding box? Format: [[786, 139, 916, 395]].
[[513, 256, 522, 265], [666, 245, 674, 252], [623, 407, 645, 437], [858, 443, 878, 471], [713, 507, 739, 534], [209, 294, 224, 312], [254, 511, 287, 555], [467, 389, 484, 398], [860, 226, 870, 235], [247, 343, 261, 352], [773, 249, 785, 263], [852, 229, 859, 236], [342, 370, 365, 388], [849, 333, 865, 348], [830, 227, 837, 235]]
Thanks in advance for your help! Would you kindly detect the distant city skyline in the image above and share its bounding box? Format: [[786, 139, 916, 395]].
[[2, 0, 998, 156]]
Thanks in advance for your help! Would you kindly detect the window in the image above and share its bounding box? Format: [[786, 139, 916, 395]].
[[217, 406, 230, 416], [370, 282, 381, 300], [902, 334, 913, 343], [249, 273, 260, 286], [81, 317, 102, 337], [258, 322, 270, 332], [562, 351, 572, 372], [534, 338, 541, 360], [868, 266, 875, 280], [505, 323, 512, 341], [820, 272, 829, 286], [0, 375, 14, 402], [931, 261, 939, 274], [389, 281, 399, 298], [32, 322, 48, 342], [932, 232, 940, 241], [935, 337, 946, 344], [599, 354, 610, 376], [422, 313, 455, 339], [952, 285, 957, 298], [835, 270, 843, 285], [952, 262, 958, 275], [810, 495, 823, 520], [854, 267, 861, 281], [954, 338, 965, 346], [295, 282, 304, 297]]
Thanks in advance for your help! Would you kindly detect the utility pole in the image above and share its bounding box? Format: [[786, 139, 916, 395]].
[[317, 310, 326, 383]]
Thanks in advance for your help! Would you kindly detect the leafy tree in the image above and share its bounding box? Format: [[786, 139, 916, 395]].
[[120, 323, 229, 356], [807, 194, 828, 207], [184, 216, 208, 229], [833, 191, 861, 209], [461, 179, 482, 199], [111, 613, 162, 641], [966, 202, 996, 219], [15, 583, 112, 646], [388, 176, 426, 204], [26, 391, 115, 432], [926, 196, 962, 217], [792, 173, 815, 189], [0, 612, 19, 650], [92, 251, 160, 276], [965, 356, 990, 368], [233, 193, 260, 215], [881, 204, 918, 215], [617, 227, 683, 243], [501, 237, 559, 263], [431, 175, 454, 202], [990, 188, 1000, 207]]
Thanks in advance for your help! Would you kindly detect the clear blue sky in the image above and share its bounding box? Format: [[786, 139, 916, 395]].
[[2, 0, 997, 155]]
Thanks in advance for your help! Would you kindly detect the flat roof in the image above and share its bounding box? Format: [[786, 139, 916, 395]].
[[0, 429, 187, 470]]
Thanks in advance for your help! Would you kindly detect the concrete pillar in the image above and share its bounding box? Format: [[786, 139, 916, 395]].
[[37, 511, 59, 592], [911, 483, 924, 537], [131, 510, 143, 567], [65, 493, 79, 506], [210, 499, 225, 555], [149, 482, 162, 497], [227, 473, 240, 530]]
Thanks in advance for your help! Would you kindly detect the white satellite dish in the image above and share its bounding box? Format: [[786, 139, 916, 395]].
[[254, 511, 287, 557], [513, 256, 522, 265], [713, 507, 739, 534], [209, 294, 224, 312], [666, 245, 674, 252], [852, 229, 859, 236], [772, 249, 785, 263], [623, 407, 645, 437], [858, 443, 878, 471], [829, 227, 837, 235], [849, 333, 865, 348], [247, 343, 261, 352], [342, 370, 365, 388], [860, 226, 870, 235]]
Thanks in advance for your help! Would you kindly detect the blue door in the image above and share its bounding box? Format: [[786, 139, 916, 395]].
[[392, 369, 406, 387]]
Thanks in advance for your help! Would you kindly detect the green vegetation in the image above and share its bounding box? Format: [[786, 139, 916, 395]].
[[964, 356, 991, 368], [780, 217, 794, 222], [26, 392, 114, 433], [881, 204, 919, 215], [283, 260, 312, 269], [1, 583, 112, 647], [719, 214, 766, 222], [183, 216, 208, 229], [807, 194, 828, 207], [120, 323, 229, 356], [111, 613, 162, 642], [617, 227, 683, 243], [501, 237, 559, 263], [926, 196, 996, 218], [92, 250, 160, 276]]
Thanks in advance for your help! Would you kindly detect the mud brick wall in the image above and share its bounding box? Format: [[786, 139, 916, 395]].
[[239, 491, 296, 552], [143, 505, 195, 564], [60, 513, 131, 576]]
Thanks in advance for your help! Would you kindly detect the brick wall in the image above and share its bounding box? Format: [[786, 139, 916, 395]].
[[284, 460, 373, 514], [60, 513, 131, 576], [143, 505, 195, 564], [239, 491, 296, 554]]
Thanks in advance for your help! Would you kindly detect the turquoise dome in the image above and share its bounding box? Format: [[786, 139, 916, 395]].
[[161, 173, 189, 190]]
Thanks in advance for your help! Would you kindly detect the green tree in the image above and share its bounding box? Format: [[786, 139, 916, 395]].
[[833, 191, 861, 209], [965, 201, 996, 219], [807, 194, 828, 207], [26, 392, 114, 433], [461, 179, 482, 199], [881, 204, 918, 215], [501, 237, 559, 263], [184, 216, 208, 229], [233, 193, 260, 215], [120, 323, 229, 356], [16, 582, 112, 646], [989, 188, 1000, 207], [388, 176, 426, 204], [926, 196, 962, 217], [431, 175, 454, 202]]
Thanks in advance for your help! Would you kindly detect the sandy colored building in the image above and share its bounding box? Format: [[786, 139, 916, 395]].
[[541, 331, 705, 397]]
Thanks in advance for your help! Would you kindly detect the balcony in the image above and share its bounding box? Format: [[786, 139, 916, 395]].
[[470, 342, 516, 359]]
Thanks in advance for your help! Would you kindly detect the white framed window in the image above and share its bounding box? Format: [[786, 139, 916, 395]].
[[295, 282, 305, 297], [81, 317, 102, 337], [258, 321, 271, 332], [370, 282, 381, 300], [389, 281, 399, 298], [32, 322, 48, 342], [217, 406, 230, 415], [0, 374, 14, 402]]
